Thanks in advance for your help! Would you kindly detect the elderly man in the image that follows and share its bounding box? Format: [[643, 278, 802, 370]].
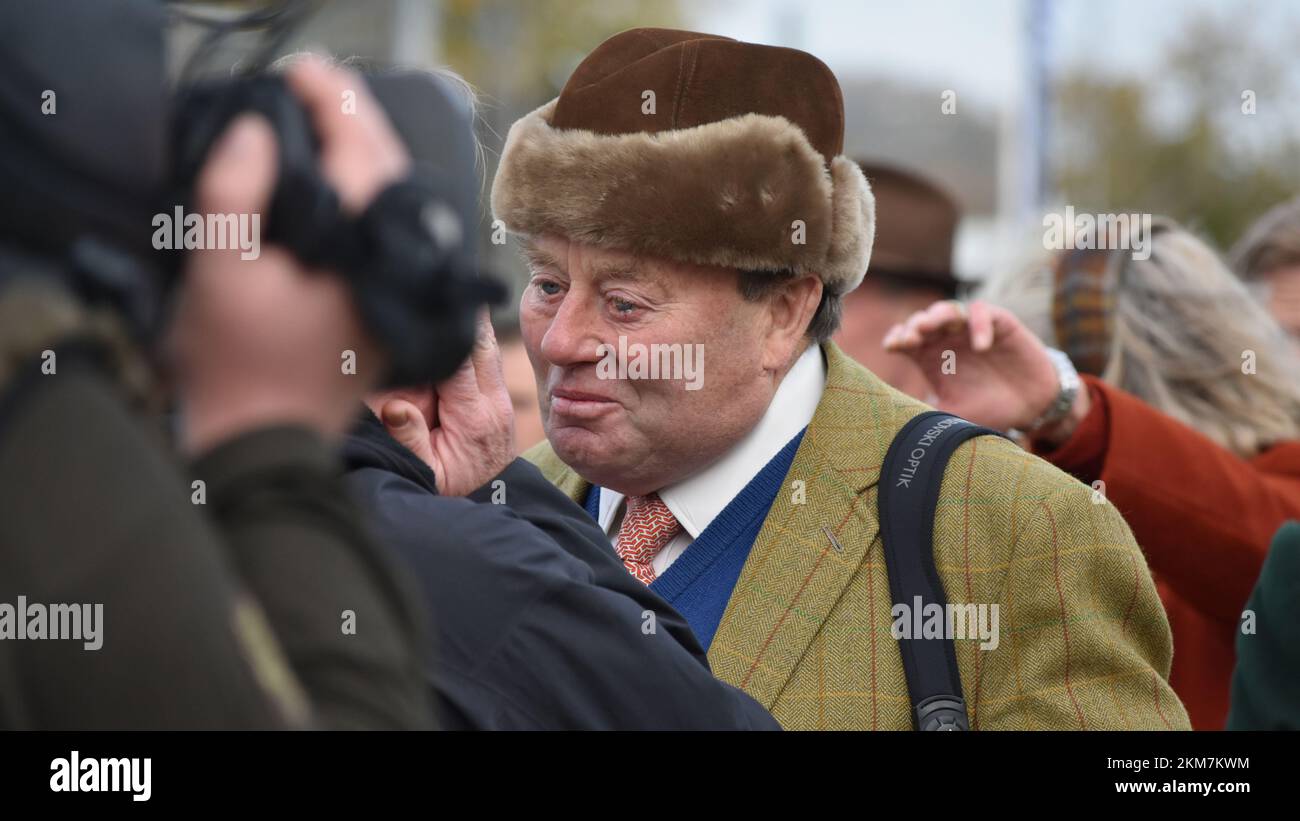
[[492, 27, 1188, 730]]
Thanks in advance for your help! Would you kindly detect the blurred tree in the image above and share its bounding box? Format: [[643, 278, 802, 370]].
[[1051, 6, 1300, 249], [441, 0, 683, 102]]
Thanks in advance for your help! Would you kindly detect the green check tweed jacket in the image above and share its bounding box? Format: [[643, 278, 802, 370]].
[[526, 342, 1190, 730]]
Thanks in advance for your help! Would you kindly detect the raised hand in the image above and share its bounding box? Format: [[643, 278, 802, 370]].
[[882, 299, 1066, 435]]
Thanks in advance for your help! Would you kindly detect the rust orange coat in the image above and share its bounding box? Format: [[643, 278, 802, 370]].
[[1036, 376, 1300, 729]]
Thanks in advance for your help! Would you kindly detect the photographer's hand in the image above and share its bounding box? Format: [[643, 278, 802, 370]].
[[172, 59, 411, 455], [283, 56, 410, 214], [377, 313, 516, 496]]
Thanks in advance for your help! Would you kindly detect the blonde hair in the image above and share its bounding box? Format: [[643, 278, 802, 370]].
[[1230, 195, 1300, 282], [981, 218, 1300, 457]]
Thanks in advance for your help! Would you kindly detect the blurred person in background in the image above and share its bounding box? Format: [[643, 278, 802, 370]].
[[1230, 195, 1300, 358], [885, 217, 1300, 729], [1228, 521, 1300, 730], [498, 321, 548, 450], [833, 163, 962, 399], [0, 0, 432, 729]]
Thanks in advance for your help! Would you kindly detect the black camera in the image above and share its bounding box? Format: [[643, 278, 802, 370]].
[[0, 0, 502, 386]]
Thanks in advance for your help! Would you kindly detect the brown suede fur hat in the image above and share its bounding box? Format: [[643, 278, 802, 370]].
[[491, 28, 876, 294]]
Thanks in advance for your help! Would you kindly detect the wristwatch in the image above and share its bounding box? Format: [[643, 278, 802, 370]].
[[1024, 348, 1081, 434]]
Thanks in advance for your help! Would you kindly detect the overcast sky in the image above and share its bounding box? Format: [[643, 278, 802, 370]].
[[692, 0, 1300, 113], [686, 0, 1299, 274]]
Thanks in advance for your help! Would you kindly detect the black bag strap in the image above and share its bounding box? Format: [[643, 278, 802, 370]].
[[878, 410, 1006, 730]]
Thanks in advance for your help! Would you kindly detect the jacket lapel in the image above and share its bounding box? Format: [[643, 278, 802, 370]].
[[523, 441, 590, 506], [706, 343, 908, 708]]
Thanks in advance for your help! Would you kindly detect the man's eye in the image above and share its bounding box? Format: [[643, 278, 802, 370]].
[[612, 297, 638, 314], [537, 280, 562, 296]]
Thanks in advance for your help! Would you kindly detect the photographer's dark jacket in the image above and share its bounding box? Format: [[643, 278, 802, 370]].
[[342, 410, 779, 730], [0, 347, 434, 729]]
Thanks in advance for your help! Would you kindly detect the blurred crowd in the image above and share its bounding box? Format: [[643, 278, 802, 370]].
[[847, 173, 1300, 730], [2, 4, 1298, 731]]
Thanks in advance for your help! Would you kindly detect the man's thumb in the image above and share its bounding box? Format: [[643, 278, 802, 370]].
[[380, 399, 432, 456]]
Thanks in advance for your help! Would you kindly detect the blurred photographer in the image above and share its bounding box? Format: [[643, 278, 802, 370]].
[[0, 2, 433, 729]]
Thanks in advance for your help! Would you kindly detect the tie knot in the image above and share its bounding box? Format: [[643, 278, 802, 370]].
[[615, 493, 680, 584]]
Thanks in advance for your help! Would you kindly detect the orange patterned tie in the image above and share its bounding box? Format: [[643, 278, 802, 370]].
[[615, 493, 681, 585]]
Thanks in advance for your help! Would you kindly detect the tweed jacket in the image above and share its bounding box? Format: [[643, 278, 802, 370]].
[[525, 343, 1190, 730]]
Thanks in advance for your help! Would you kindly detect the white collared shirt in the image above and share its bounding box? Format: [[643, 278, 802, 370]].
[[597, 343, 826, 575]]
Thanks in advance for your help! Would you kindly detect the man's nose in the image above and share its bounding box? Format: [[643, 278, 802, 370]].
[[539, 291, 602, 368]]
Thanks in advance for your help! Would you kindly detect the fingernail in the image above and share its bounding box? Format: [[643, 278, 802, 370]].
[[383, 407, 407, 428], [212, 115, 262, 161]]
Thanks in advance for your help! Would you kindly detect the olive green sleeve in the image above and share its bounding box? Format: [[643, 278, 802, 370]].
[[0, 366, 303, 728], [0, 365, 433, 729], [192, 421, 436, 730]]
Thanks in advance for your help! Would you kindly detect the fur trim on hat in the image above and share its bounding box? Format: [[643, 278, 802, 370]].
[[491, 99, 875, 292]]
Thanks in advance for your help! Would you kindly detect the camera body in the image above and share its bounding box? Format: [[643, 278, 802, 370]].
[[0, 0, 501, 387], [171, 73, 502, 386]]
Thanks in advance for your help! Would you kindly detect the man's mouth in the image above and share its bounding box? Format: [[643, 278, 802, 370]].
[[550, 387, 621, 420]]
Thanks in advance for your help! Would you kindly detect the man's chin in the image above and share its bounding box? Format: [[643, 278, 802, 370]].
[[547, 424, 633, 485], [548, 423, 609, 462]]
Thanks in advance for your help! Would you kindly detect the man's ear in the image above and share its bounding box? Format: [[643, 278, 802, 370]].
[[761, 274, 823, 372]]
